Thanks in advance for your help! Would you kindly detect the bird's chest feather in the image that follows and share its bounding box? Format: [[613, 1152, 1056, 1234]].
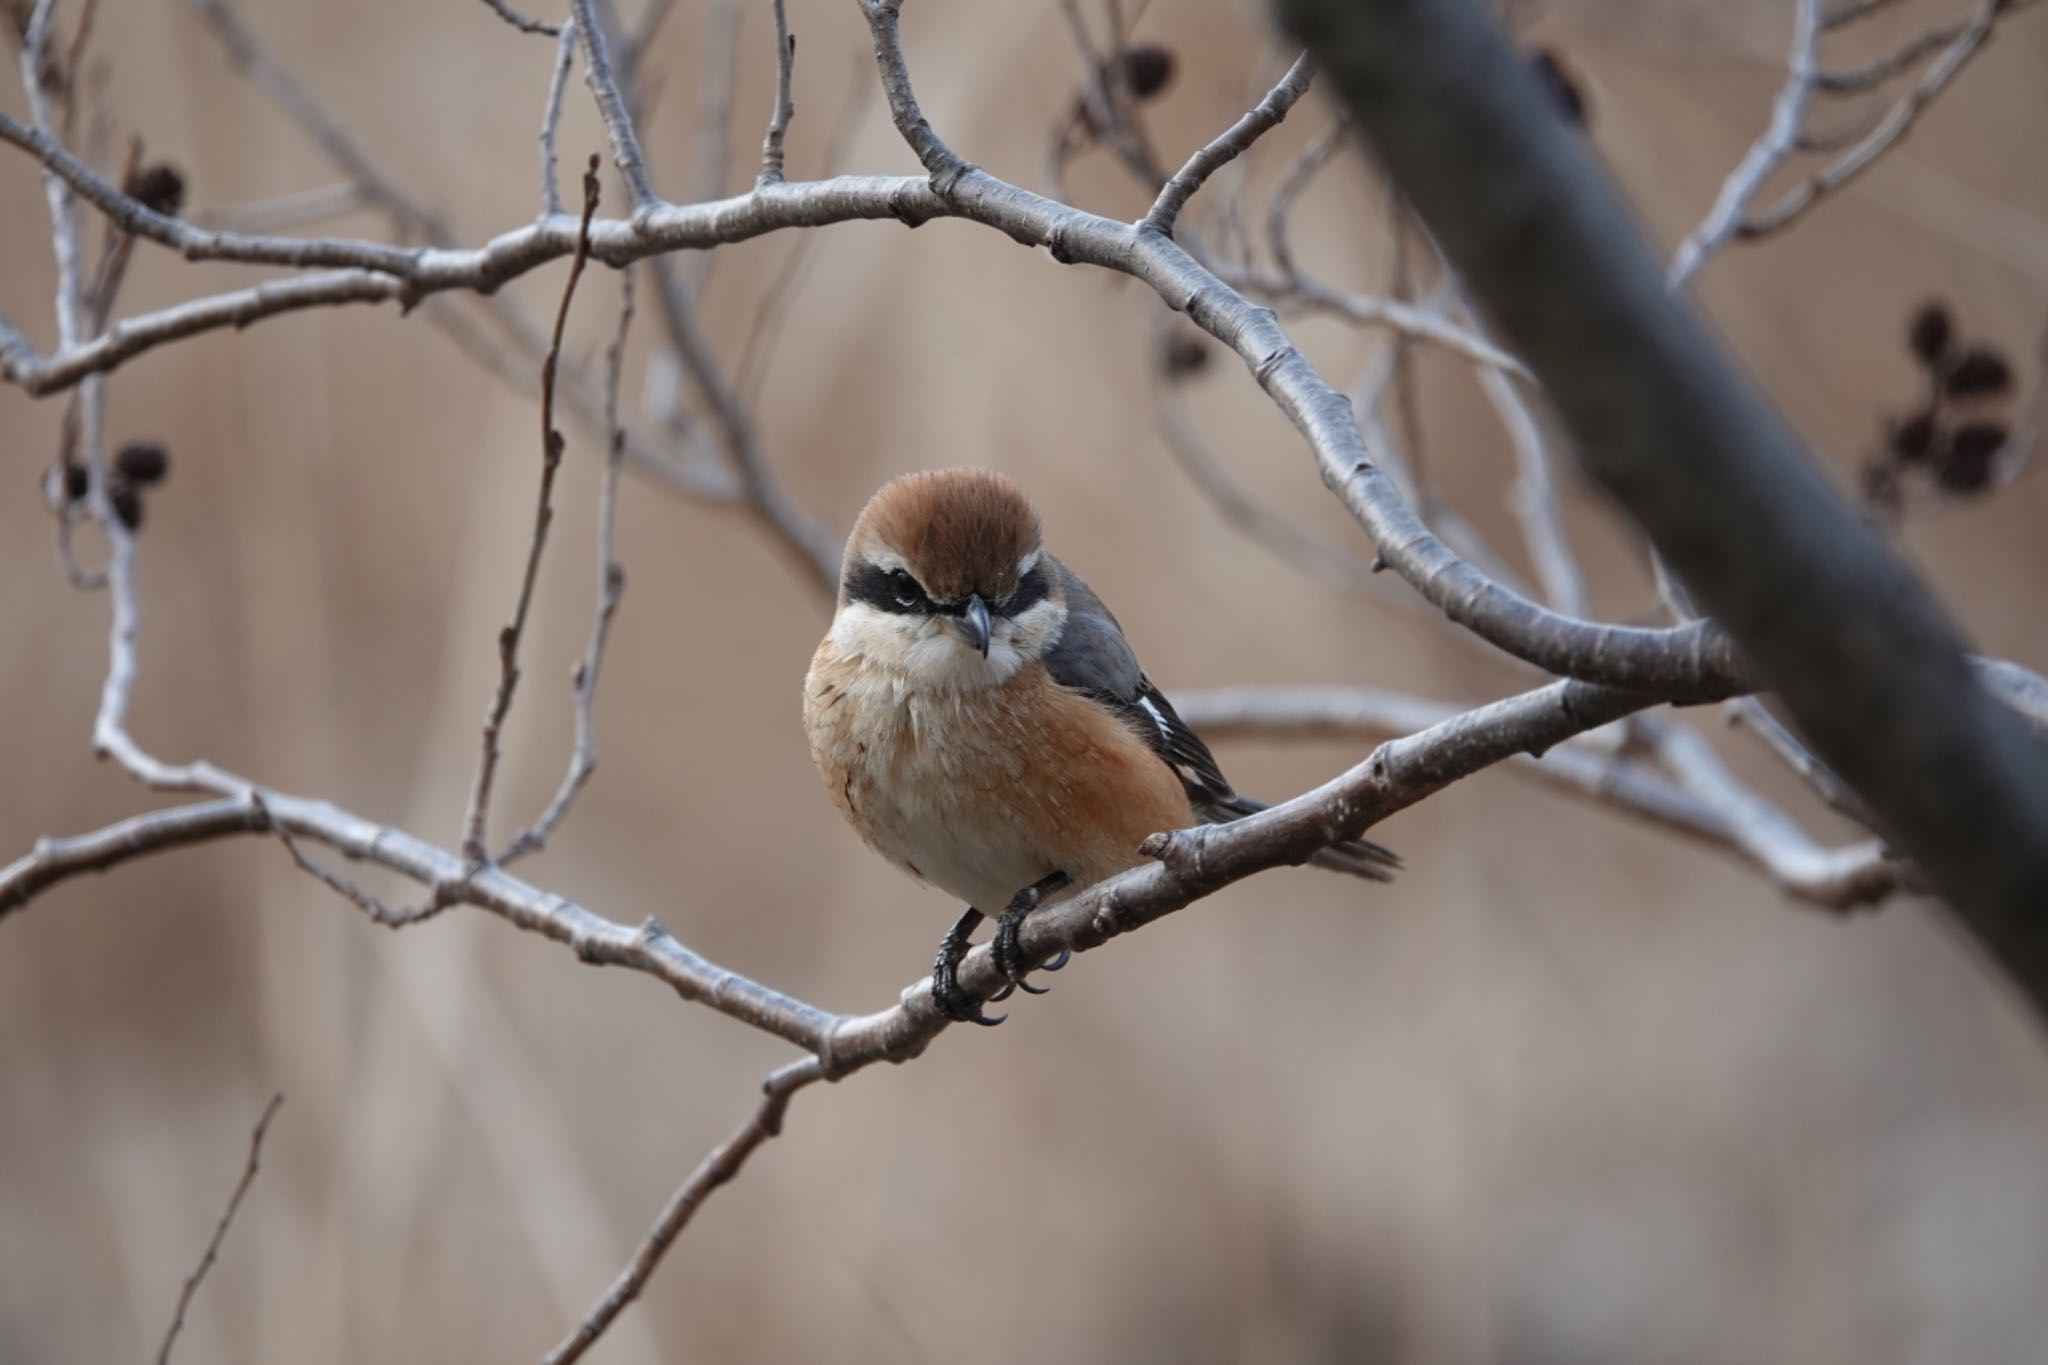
[[805, 658, 1061, 910]]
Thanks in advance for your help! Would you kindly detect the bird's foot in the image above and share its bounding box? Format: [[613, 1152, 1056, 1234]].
[[990, 872, 1072, 998], [931, 906, 1004, 1026]]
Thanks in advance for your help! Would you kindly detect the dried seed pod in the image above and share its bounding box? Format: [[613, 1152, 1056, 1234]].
[[1943, 348, 2013, 398], [1888, 410, 1938, 462], [1112, 44, 1176, 101], [1529, 49, 1588, 127], [1948, 420, 2008, 464], [1907, 302, 1953, 367], [123, 162, 187, 217], [114, 440, 170, 484]]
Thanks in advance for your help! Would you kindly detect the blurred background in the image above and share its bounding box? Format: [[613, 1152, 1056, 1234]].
[[3, 0, 2047, 1361]]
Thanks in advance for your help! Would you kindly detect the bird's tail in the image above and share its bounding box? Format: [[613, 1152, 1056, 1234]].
[[1195, 793, 1402, 883]]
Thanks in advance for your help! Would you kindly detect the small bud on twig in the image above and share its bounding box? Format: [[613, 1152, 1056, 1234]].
[[123, 162, 187, 217], [1907, 302, 1953, 368], [114, 440, 170, 485]]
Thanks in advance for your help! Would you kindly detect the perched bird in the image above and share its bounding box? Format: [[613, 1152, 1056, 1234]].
[[803, 468, 1398, 1023]]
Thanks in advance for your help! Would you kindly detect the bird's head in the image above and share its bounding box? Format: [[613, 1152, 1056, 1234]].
[[831, 468, 1067, 689]]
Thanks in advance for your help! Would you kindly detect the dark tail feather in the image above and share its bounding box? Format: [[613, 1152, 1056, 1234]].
[[1195, 793, 1401, 883]]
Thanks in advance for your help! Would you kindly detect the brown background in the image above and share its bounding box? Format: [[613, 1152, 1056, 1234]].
[[3, 1, 2046, 1361]]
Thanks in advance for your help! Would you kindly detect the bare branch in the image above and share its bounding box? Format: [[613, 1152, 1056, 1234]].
[[1263, 115, 1346, 282], [263, 803, 454, 928], [1216, 264, 1532, 375], [1281, 0, 2048, 1011], [756, 0, 794, 186], [1172, 684, 1733, 847], [543, 1061, 816, 1365], [568, 0, 657, 214], [1668, 0, 1822, 288], [1479, 354, 1587, 616], [476, 0, 562, 38], [154, 1093, 284, 1365], [1639, 715, 1902, 909], [462, 160, 603, 867], [499, 266, 636, 865], [1743, 0, 2038, 243], [1142, 52, 1314, 237], [8, 0, 1753, 695]]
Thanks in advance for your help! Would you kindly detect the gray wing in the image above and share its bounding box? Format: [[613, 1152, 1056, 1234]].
[[1041, 555, 1402, 882], [1042, 555, 1238, 803]]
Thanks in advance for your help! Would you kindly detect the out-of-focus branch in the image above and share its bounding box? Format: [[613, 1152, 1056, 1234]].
[[153, 1093, 284, 1365], [1748, 0, 2038, 237], [1668, 0, 2041, 281], [568, 0, 657, 213], [1637, 715, 1903, 909], [1279, 0, 2048, 1014], [537, 18, 578, 217], [1668, 0, 1822, 288]]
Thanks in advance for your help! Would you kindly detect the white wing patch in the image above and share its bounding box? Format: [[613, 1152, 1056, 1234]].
[[1136, 694, 1175, 744]]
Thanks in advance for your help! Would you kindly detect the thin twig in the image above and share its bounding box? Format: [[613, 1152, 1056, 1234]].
[[476, 0, 561, 37], [1142, 52, 1314, 237], [756, 0, 794, 185], [1668, 0, 1822, 288], [1263, 116, 1346, 283], [733, 65, 871, 398], [543, 1061, 816, 1364], [500, 265, 636, 865], [461, 158, 603, 866], [1743, 0, 2037, 242], [154, 1093, 285, 1365]]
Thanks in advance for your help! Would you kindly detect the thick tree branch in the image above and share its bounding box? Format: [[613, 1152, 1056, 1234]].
[[1277, 0, 2048, 1015]]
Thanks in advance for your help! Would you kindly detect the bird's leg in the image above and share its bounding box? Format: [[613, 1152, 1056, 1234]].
[[930, 906, 1004, 1026], [991, 871, 1073, 996]]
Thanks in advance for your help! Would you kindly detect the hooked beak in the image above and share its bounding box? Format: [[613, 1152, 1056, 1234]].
[[957, 593, 992, 658]]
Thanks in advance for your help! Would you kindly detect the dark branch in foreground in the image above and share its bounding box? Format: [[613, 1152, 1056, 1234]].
[[1276, 0, 2048, 1018]]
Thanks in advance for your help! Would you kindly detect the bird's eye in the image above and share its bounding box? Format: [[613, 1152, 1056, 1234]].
[[888, 568, 924, 609]]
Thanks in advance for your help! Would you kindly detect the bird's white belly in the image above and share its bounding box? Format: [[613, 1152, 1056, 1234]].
[[849, 689, 1060, 913]]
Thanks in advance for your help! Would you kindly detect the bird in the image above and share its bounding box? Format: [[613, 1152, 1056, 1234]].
[[803, 468, 1399, 1024]]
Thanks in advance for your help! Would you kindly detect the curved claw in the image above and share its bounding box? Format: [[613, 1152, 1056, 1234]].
[[1013, 976, 1052, 996], [989, 980, 1018, 1003], [1039, 947, 1072, 973], [930, 979, 1006, 1026]]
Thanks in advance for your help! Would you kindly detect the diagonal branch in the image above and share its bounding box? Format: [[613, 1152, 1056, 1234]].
[[543, 1061, 815, 1365], [154, 1093, 285, 1365], [1142, 52, 1314, 237], [1279, 0, 2048, 1016]]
